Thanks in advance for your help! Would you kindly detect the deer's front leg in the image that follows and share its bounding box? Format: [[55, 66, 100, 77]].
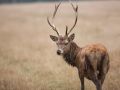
[[78, 72, 85, 90], [80, 76, 85, 90]]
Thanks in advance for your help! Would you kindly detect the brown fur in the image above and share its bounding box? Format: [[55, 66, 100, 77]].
[[63, 42, 110, 90], [63, 42, 80, 67], [48, 3, 109, 90]]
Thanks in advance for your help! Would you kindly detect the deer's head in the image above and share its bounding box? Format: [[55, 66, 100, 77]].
[[47, 3, 78, 55]]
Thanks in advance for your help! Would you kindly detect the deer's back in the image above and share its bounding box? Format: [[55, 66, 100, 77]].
[[81, 43, 107, 55]]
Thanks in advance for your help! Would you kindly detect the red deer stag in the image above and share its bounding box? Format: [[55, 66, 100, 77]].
[[47, 3, 110, 90]]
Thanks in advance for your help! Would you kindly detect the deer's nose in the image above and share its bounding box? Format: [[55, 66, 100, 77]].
[[57, 50, 61, 55]]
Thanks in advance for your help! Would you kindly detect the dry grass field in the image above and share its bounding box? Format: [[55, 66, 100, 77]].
[[0, 1, 120, 90]]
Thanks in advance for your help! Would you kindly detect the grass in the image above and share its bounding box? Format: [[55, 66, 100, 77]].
[[0, 1, 120, 90]]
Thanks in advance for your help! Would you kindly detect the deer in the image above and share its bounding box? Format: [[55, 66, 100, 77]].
[[47, 3, 110, 90]]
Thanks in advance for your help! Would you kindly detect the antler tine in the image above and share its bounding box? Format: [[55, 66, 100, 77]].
[[67, 3, 78, 36], [47, 17, 59, 36], [65, 25, 68, 36], [53, 2, 61, 19], [47, 2, 61, 36]]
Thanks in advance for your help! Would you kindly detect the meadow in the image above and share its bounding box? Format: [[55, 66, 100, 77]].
[[0, 1, 120, 90]]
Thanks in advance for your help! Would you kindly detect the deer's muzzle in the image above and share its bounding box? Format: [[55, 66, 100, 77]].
[[57, 49, 63, 55]]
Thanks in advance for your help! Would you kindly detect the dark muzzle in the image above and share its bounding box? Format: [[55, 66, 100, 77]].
[[57, 50, 61, 55]]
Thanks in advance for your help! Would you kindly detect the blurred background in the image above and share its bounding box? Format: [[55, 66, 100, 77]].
[[0, 0, 120, 90], [1, 0, 78, 4]]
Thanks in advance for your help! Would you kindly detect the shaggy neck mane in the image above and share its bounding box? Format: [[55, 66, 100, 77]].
[[63, 42, 80, 67]]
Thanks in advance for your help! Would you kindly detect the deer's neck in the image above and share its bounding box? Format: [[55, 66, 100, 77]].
[[63, 42, 80, 67]]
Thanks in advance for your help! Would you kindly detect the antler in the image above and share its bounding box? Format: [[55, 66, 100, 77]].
[[66, 3, 78, 36], [47, 2, 61, 36]]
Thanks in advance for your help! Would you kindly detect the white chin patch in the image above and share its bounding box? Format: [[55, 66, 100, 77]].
[[59, 49, 64, 54], [61, 51, 64, 54]]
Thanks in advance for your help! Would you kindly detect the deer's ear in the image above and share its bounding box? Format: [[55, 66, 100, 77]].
[[68, 33, 75, 42], [50, 35, 58, 42]]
